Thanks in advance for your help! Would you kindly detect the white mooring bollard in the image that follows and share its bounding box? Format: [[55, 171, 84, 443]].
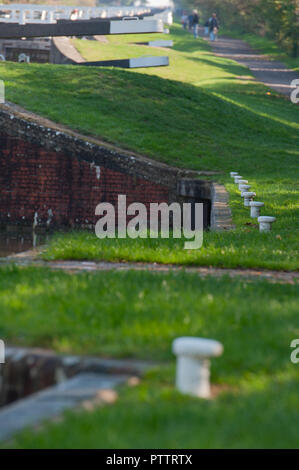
[[172, 337, 223, 399], [239, 184, 251, 193], [258, 216, 276, 232], [249, 201, 264, 218], [237, 180, 249, 190], [241, 191, 256, 207], [234, 175, 243, 184]]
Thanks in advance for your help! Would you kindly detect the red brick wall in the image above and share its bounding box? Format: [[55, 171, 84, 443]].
[[0, 133, 170, 228]]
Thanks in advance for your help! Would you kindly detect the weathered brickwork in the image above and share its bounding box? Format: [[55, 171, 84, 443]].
[[0, 132, 170, 228], [0, 106, 233, 232]]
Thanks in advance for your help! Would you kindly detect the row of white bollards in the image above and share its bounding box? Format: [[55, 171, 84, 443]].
[[230, 171, 276, 232], [171, 172, 277, 401]]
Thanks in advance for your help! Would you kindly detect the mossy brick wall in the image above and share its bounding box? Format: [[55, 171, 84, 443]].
[[0, 132, 170, 229]]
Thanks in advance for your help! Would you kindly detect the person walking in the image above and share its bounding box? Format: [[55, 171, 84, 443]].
[[192, 9, 199, 39], [188, 12, 194, 31], [181, 11, 188, 30], [204, 19, 210, 36], [208, 13, 219, 41]]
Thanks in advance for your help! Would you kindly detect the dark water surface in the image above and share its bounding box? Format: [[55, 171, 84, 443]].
[[0, 232, 48, 257]]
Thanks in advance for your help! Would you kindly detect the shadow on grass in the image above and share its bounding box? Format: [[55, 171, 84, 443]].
[[189, 55, 251, 76]]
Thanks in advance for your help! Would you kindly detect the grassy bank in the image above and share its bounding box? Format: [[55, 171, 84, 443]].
[[1, 25, 297, 268], [42, 224, 299, 270], [0, 266, 298, 448], [1, 25, 298, 174]]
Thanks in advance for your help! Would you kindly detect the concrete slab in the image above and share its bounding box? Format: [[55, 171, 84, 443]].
[[0, 372, 128, 441]]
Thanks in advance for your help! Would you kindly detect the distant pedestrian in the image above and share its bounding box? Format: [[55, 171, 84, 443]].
[[204, 19, 210, 36], [188, 13, 193, 31], [208, 13, 219, 41], [181, 11, 188, 30], [192, 10, 199, 39]]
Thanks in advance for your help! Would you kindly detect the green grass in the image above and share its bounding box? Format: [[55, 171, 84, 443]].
[[1, 24, 298, 174], [0, 265, 298, 448], [6, 368, 299, 449], [42, 223, 299, 270], [1, 26, 299, 449], [0, 265, 298, 364], [1, 24, 296, 269], [220, 29, 299, 71]]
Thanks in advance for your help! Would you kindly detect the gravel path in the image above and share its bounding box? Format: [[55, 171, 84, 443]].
[[203, 30, 298, 98], [2, 253, 298, 284]]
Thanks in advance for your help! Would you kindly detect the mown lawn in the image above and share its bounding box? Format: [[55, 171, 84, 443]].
[[1, 266, 298, 362], [42, 225, 299, 270], [0, 266, 298, 448], [1, 25, 296, 269]]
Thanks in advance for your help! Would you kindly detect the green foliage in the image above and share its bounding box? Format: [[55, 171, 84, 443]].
[[260, 0, 298, 57]]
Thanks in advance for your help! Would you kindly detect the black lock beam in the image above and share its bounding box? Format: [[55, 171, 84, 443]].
[[0, 18, 163, 39]]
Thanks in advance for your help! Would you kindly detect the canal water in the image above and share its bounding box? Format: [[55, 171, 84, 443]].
[[0, 231, 48, 257]]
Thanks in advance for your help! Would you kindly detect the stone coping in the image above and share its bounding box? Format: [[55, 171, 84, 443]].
[[210, 182, 235, 231], [0, 345, 155, 441], [0, 372, 128, 442], [177, 179, 234, 231]]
